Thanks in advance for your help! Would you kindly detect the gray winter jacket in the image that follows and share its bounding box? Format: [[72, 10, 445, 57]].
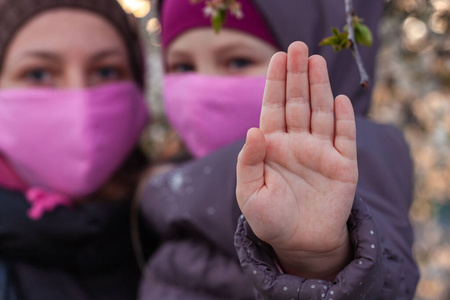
[[138, 0, 419, 298], [138, 119, 419, 300]]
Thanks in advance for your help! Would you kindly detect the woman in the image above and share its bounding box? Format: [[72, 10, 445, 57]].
[[0, 0, 151, 299], [138, 0, 419, 299]]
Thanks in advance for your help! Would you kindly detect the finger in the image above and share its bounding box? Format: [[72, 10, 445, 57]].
[[334, 95, 357, 160], [260, 52, 287, 134], [309, 55, 335, 140], [286, 41, 311, 133], [236, 128, 266, 208]]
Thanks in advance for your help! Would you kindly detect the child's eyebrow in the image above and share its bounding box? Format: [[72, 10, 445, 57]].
[[214, 42, 254, 55], [166, 50, 192, 60]]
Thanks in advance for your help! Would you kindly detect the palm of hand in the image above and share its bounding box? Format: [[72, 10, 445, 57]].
[[252, 130, 357, 253], [237, 42, 358, 258]]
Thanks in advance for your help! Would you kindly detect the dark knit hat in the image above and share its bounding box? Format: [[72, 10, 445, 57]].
[[0, 0, 144, 86]]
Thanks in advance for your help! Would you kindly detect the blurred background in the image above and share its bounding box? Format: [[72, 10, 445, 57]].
[[116, 0, 449, 299]]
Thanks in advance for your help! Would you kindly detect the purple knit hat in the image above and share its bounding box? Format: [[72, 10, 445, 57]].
[[160, 0, 278, 49]]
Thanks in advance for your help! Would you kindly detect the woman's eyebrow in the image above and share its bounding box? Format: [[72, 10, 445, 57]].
[[89, 49, 125, 61], [19, 51, 62, 62]]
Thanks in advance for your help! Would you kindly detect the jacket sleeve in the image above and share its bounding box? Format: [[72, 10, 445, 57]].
[[234, 118, 419, 300], [138, 140, 256, 300]]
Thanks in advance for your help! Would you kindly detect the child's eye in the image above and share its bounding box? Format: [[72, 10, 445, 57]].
[[168, 63, 195, 73], [227, 58, 254, 70], [95, 66, 121, 80]]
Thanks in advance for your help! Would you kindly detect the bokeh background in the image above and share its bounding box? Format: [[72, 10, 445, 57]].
[[116, 0, 450, 299]]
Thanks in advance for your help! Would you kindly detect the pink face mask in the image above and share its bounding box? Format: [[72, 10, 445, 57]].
[[0, 82, 148, 219], [163, 74, 265, 158]]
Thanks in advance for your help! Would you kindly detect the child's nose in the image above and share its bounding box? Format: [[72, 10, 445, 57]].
[[196, 61, 221, 76]]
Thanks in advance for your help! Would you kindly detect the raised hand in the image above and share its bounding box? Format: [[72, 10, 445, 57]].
[[236, 42, 358, 280]]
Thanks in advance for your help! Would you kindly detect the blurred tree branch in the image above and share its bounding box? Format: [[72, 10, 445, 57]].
[[345, 0, 369, 89]]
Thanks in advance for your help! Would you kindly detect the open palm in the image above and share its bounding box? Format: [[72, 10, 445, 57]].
[[236, 42, 358, 276]]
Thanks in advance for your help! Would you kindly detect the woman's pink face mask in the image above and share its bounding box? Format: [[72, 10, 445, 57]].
[[0, 82, 148, 219]]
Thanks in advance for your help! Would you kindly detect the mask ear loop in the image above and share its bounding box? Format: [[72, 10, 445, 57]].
[[129, 163, 178, 271], [130, 177, 147, 271]]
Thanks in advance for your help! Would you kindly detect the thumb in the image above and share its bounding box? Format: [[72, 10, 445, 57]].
[[236, 128, 266, 209]]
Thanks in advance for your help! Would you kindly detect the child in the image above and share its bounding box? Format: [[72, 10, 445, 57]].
[[0, 0, 151, 299], [138, 0, 419, 299]]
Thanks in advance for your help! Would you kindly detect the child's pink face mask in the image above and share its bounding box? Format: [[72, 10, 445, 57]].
[[0, 82, 148, 219], [163, 74, 266, 158]]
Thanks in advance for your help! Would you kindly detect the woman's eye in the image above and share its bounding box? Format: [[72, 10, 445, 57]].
[[169, 63, 195, 73], [24, 69, 53, 84], [227, 58, 253, 69]]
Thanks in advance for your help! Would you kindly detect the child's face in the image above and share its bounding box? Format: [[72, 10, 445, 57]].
[[165, 28, 278, 76], [0, 9, 133, 89]]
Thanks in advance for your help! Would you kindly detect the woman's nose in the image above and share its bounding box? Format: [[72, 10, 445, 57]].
[[63, 66, 88, 88]]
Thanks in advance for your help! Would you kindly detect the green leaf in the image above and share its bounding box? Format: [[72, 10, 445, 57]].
[[319, 36, 338, 46], [211, 9, 227, 33], [319, 28, 350, 52], [332, 27, 339, 37], [354, 23, 373, 47], [351, 16, 373, 47], [339, 31, 350, 47]]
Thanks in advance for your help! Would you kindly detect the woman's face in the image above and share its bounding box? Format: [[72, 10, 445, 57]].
[[0, 9, 132, 89], [165, 28, 278, 76]]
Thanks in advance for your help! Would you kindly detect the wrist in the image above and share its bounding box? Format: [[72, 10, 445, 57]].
[[274, 229, 352, 281]]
